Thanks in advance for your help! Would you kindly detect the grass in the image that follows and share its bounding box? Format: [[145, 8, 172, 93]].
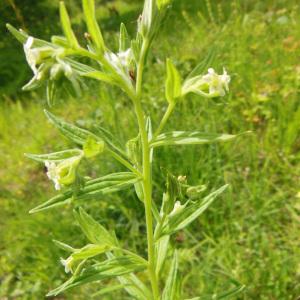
[[1, 0, 300, 299]]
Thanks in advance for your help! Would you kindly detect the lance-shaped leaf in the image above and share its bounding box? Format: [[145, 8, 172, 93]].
[[155, 235, 169, 276], [29, 172, 140, 213], [119, 23, 130, 52], [150, 131, 238, 148], [6, 24, 28, 43], [82, 0, 105, 52], [93, 125, 128, 158], [45, 110, 129, 160], [165, 59, 182, 104], [59, 2, 79, 48], [25, 149, 83, 163], [47, 254, 147, 296], [160, 185, 228, 237], [44, 110, 100, 145], [74, 207, 116, 246], [162, 251, 180, 300]]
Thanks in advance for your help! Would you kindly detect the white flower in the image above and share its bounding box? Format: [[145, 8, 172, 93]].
[[24, 37, 40, 75], [44, 155, 82, 190], [202, 68, 230, 97], [182, 67, 231, 98], [169, 201, 186, 217], [105, 49, 133, 70], [60, 256, 73, 273], [45, 161, 61, 190], [23, 37, 56, 77]]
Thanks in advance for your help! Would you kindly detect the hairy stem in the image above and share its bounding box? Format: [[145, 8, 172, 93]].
[[133, 39, 160, 299]]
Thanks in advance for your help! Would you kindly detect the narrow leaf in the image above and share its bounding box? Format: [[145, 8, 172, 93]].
[[53, 240, 76, 252], [119, 23, 130, 52], [25, 149, 82, 162], [47, 255, 147, 296], [151, 131, 238, 148], [82, 0, 105, 52], [161, 185, 228, 237], [59, 2, 79, 48], [162, 251, 179, 300], [44, 110, 101, 145], [155, 235, 170, 276], [165, 59, 182, 104], [29, 172, 139, 213], [73, 207, 116, 246], [6, 24, 28, 43]]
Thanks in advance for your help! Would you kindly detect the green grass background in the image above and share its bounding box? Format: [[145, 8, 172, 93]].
[[0, 0, 300, 299]]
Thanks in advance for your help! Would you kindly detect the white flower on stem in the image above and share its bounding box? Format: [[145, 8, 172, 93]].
[[202, 68, 230, 97], [44, 154, 82, 190], [23, 36, 58, 75], [169, 201, 186, 217], [182, 67, 231, 98], [24, 37, 40, 75], [60, 256, 74, 273], [45, 161, 61, 190], [105, 49, 133, 71]]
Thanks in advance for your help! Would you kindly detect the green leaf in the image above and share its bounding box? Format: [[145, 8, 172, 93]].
[[82, 0, 105, 52], [44, 110, 102, 145], [161, 171, 181, 215], [119, 23, 130, 52], [59, 2, 79, 48], [151, 131, 238, 148], [155, 235, 169, 276], [81, 70, 117, 85], [162, 251, 180, 300], [93, 125, 128, 158], [53, 239, 76, 252], [73, 207, 116, 246], [29, 172, 140, 213], [83, 136, 104, 158], [165, 59, 182, 104], [160, 185, 228, 237], [25, 149, 82, 163], [6, 23, 28, 43], [47, 255, 147, 296]]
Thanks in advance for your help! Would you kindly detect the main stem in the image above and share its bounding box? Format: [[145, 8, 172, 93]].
[[134, 39, 159, 300]]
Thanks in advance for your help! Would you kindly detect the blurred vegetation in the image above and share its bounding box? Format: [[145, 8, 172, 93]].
[[1, 0, 300, 299]]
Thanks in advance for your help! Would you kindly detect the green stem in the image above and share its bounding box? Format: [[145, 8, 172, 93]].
[[154, 102, 175, 139], [107, 149, 142, 177], [133, 39, 160, 300]]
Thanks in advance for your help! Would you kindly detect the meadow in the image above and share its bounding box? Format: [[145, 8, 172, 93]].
[[0, 0, 300, 299]]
